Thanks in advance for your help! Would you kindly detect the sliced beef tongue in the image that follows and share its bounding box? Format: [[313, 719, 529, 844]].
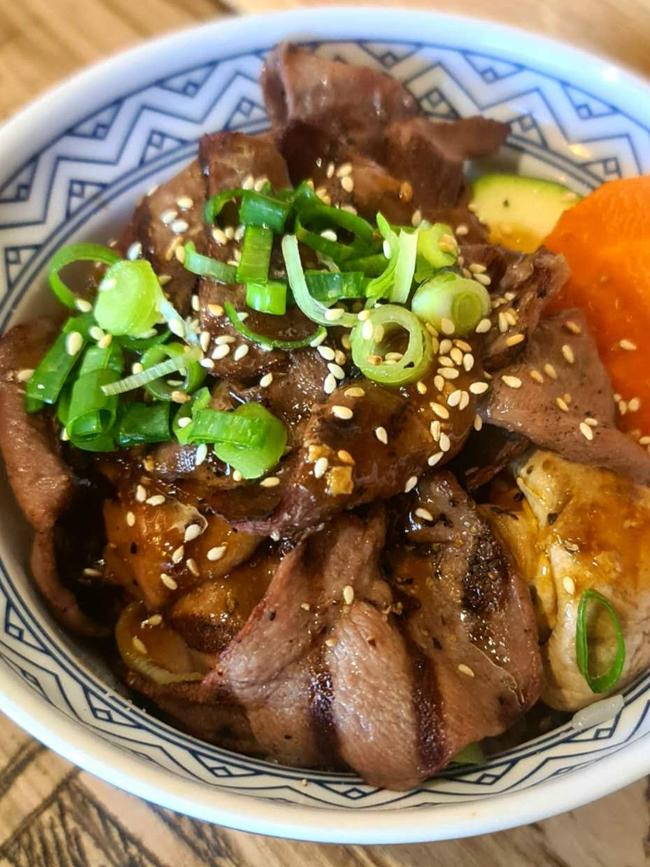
[[0, 319, 105, 635], [208, 356, 481, 536], [118, 160, 206, 315], [383, 117, 509, 215], [386, 471, 542, 773], [481, 309, 650, 483], [262, 44, 418, 160], [203, 475, 541, 788]]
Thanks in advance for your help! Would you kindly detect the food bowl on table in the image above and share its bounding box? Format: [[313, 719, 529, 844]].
[[0, 7, 649, 844]]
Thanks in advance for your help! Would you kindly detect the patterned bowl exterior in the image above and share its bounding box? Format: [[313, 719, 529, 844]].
[[0, 9, 649, 843]]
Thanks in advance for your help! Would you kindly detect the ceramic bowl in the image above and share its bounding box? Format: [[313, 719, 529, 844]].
[[0, 7, 649, 844]]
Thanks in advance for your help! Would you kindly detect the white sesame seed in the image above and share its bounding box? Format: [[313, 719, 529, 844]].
[[640, 436, 650, 446], [212, 344, 231, 361], [341, 175, 354, 193], [207, 303, 224, 317], [174, 244, 186, 264], [473, 414, 483, 432], [260, 476, 281, 488], [98, 334, 112, 349], [176, 195, 194, 210], [126, 511, 136, 527], [135, 484, 147, 502], [314, 457, 329, 479], [439, 367, 460, 380], [199, 331, 211, 353], [440, 318, 455, 335], [336, 162, 353, 178], [146, 494, 166, 507], [474, 273, 491, 286], [447, 389, 462, 408], [342, 584, 355, 605], [475, 318, 492, 334], [434, 375, 445, 391], [17, 368, 34, 383], [171, 218, 189, 234], [404, 475, 418, 493], [171, 390, 190, 404], [555, 396, 570, 412], [585, 417, 599, 427], [544, 363, 558, 380], [579, 421, 594, 441], [375, 426, 388, 444], [619, 338, 637, 351], [195, 443, 208, 466], [564, 320, 582, 335], [200, 358, 215, 370], [65, 331, 83, 356], [160, 573, 178, 590], [126, 240, 143, 260], [171, 545, 185, 565], [439, 432, 451, 453], [177, 416, 192, 429], [562, 576, 576, 595], [242, 173, 255, 190], [254, 176, 268, 192], [361, 319, 374, 341], [233, 344, 250, 362], [530, 369, 544, 384], [345, 387, 365, 398], [618, 400, 628, 415], [628, 397, 641, 412], [301, 601, 311, 611], [459, 392, 470, 411], [232, 470, 243, 482], [335, 349, 347, 365], [211, 227, 227, 246], [184, 523, 203, 543], [469, 381, 489, 395], [455, 223, 469, 236], [498, 312, 509, 334], [132, 636, 147, 654], [505, 333, 525, 347], [207, 545, 227, 562], [561, 344, 575, 364], [317, 345, 336, 361], [501, 375, 522, 389], [430, 402, 450, 420], [415, 507, 434, 522], [259, 372, 273, 388], [161, 209, 177, 225], [326, 162, 336, 179], [458, 663, 475, 678], [325, 307, 345, 322], [328, 362, 345, 381], [324, 373, 337, 394], [332, 405, 353, 420], [428, 451, 444, 467], [411, 209, 422, 227], [325, 638, 337, 648], [416, 381, 427, 395], [430, 420, 441, 441], [75, 298, 93, 313]]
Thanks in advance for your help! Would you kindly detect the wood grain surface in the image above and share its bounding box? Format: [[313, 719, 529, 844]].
[[0, 1, 649, 864]]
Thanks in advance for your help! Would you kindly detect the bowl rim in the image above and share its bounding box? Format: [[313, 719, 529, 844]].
[[1, 6, 649, 844]]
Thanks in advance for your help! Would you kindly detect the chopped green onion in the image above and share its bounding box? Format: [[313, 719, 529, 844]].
[[94, 260, 164, 337], [236, 226, 273, 284], [344, 254, 389, 277], [203, 188, 244, 225], [141, 342, 205, 401], [245, 280, 287, 316], [67, 368, 119, 449], [304, 271, 366, 303], [119, 329, 170, 353], [452, 743, 485, 766], [78, 342, 124, 377], [188, 402, 287, 479], [282, 235, 357, 329], [100, 346, 201, 396], [417, 223, 458, 269], [173, 386, 211, 445], [48, 243, 120, 309], [411, 272, 490, 336], [225, 302, 326, 350], [189, 408, 268, 447], [239, 191, 291, 233], [576, 589, 626, 693], [366, 217, 418, 305], [118, 402, 171, 448], [295, 216, 358, 263], [350, 304, 434, 386], [294, 195, 376, 247], [182, 242, 237, 284], [25, 316, 91, 410]]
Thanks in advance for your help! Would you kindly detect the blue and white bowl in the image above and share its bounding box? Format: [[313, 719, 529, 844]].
[[0, 8, 648, 843]]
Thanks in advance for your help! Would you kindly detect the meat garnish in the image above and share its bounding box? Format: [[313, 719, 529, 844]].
[[481, 309, 650, 483], [262, 44, 418, 160], [0, 319, 105, 635], [118, 160, 206, 315]]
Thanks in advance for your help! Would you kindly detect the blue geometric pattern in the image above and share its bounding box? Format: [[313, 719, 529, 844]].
[[0, 34, 649, 814]]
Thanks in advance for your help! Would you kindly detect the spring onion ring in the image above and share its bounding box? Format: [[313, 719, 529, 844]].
[[350, 304, 434, 386], [576, 588, 626, 693]]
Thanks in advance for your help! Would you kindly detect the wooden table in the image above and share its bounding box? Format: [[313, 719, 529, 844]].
[[1, 1, 649, 864]]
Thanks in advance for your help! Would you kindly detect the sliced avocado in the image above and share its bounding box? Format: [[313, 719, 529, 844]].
[[470, 173, 581, 253]]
